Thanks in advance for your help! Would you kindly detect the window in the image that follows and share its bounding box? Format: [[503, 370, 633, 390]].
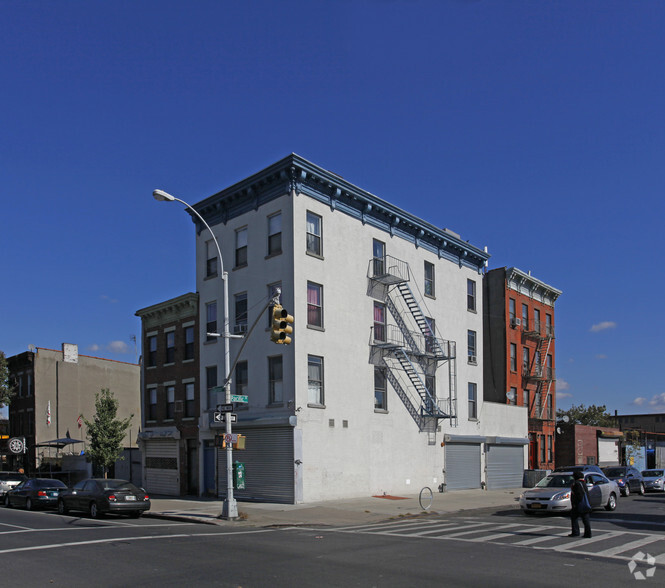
[[424, 261, 435, 297], [522, 304, 529, 331], [468, 382, 477, 419], [308, 355, 324, 406], [522, 347, 530, 374], [184, 326, 194, 360], [185, 383, 196, 417], [206, 366, 218, 410], [268, 356, 283, 404], [235, 293, 248, 331], [509, 387, 517, 405], [534, 391, 542, 417], [509, 298, 516, 322], [467, 279, 476, 312], [374, 367, 387, 410], [206, 302, 217, 342], [424, 317, 436, 353], [235, 361, 248, 398], [372, 239, 385, 276], [546, 394, 553, 419], [306, 211, 322, 256], [510, 343, 517, 372], [373, 302, 386, 342], [166, 386, 175, 419], [165, 331, 175, 364], [235, 227, 248, 268], [426, 375, 436, 407], [206, 240, 218, 278], [307, 282, 323, 328], [535, 350, 542, 376], [523, 389, 529, 407], [147, 335, 157, 367], [547, 435, 553, 462], [533, 308, 541, 334], [540, 435, 546, 463], [546, 354, 553, 380], [268, 212, 282, 256], [546, 313, 553, 336], [148, 388, 157, 421], [467, 330, 477, 363]]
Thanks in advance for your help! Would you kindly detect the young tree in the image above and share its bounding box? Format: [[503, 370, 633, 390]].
[[556, 403, 616, 427], [83, 388, 133, 478], [0, 351, 15, 407]]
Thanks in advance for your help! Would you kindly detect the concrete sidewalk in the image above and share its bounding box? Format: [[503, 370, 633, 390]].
[[145, 487, 524, 527]]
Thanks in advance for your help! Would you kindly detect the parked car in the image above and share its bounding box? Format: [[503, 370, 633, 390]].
[[5, 478, 68, 510], [553, 464, 604, 475], [0, 472, 28, 505], [641, 469, 665, 492], [519, 471, 618, 514], [57, 478, 150, 518], [601, 466, 645, 496]]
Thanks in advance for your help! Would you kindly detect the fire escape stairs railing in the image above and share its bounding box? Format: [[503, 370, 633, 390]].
[[395, 282, 446, 358]]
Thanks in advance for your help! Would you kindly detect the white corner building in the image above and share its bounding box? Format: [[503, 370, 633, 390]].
[[187, 154, 527, 503]]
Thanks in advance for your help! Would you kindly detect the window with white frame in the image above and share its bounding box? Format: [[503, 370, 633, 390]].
[[147, 335, 157, 367], [373, 302, 386, 342], [509, 386, 517, 405], [268, 356, 283, 404], [306, 211, 322, 256], [206, 302, 217, 342], [534, 308, 541, 334], [467, 279, 477, 312], [467, 330, 477, 363], [468, 382, 477, 419], [510, 343, 517, 372], [509, 298, 516, 323], [424, 317, 436, 353], [184, 326, 194, 360], [372, 239, 385, 277], [424, 261, 435, 297], [522, 303, 529, 331], [308, 355, 324, 406], [268, 212, 282, 256], [185, 382, 196, 417], [165, 331, 175, 364], [147, 388, 157, 421], [235, 292, 248, 332], [206, 240, 218, 278], [374, 367, 387, 410], [522, 347, 530, 374], [235, 227, 248, 268], [166, 386, 175, 419], [307, 282, 323, 328]]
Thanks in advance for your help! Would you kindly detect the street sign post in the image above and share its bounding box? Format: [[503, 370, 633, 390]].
[[214, 412, 237, 423], [216, 403, 234, 413]]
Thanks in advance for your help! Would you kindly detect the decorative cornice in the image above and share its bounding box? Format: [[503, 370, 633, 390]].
[[192, 154, 491, 272], [135, 292, 199, 327], [506, 267, 562, 302]]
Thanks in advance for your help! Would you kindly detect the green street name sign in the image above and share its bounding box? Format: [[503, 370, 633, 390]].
[[230, 394, 249, 403]]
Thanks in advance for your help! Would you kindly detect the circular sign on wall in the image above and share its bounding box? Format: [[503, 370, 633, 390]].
[[8, 437, 25, 454]]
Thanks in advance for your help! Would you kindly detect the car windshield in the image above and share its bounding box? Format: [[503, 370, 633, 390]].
[[35, 479, 67, 488], [603, 468, 626, 477], [100, 480, 139, 492], [643, 470, 664, 477], [536, 474, 573, 488]]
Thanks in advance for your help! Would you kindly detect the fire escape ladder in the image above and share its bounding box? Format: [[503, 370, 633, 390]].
[[383, 360, 425, 430], [385, 296, 421, 354], [395, 282, 446, 358]]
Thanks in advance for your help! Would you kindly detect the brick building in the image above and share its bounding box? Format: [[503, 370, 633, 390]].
[[555, 424, 622, 468], [483, 267, 561, 470], [135, 293, 200, 496]]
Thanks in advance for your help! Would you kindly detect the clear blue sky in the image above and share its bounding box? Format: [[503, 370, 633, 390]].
[[2, 0, 663, 418]]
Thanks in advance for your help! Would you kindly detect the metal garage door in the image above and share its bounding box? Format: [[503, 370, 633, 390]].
[[217, 426, 294, 504], [486, 444, 524, 489], [598, 438, 619, 466], [144, 439, 179, 496], [445, 443, 481, 490]]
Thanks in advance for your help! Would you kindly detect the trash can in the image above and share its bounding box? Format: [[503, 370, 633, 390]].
[[233, 462, 246, 490]]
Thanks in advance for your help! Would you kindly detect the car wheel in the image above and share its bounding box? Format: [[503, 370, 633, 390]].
[[639, 483, 645, 496], [622, 485, 630, 497], [605, 493, 617, 511], [89, 502, 100, 519], [26, 498, 33, 511], [57, 499, 68, 515]]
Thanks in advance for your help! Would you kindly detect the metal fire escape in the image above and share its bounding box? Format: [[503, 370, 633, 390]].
[[368, 255, 458, 432], [522, 320, 555, 422]]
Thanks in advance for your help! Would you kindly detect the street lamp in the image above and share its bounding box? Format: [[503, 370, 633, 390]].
[[153, 189, 238, 520]]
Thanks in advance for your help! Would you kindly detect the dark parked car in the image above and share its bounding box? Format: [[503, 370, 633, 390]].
[[0, 472, 28, 505], [601, 466, 645, 496], [553, 464, 604, 475], [6, 478, 68, 510], [57, 478, 150, 518]]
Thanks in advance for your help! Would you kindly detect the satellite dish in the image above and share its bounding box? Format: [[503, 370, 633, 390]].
[[556, 427, 562, 434], [562, 415, 570, 423], [506, 390, 516, 402], [28, 344, 36, 352]]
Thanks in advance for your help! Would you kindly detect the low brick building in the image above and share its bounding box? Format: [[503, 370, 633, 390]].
[[555, 424, 622, 468]]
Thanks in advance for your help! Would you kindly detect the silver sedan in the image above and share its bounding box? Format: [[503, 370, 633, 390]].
[[519, 471, 619, 515]]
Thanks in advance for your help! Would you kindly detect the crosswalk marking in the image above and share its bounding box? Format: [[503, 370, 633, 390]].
[[553, 531, 622, 550], [595, 535, 664, 557], [512, 531, 570, 545]]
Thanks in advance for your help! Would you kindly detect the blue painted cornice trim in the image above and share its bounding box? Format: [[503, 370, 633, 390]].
[[192, 154, 490, 272]]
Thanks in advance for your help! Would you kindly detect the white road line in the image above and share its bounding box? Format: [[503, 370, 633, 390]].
[[553, 532, 623, 551], [594, 535, 664, 557], [338, 519, 447, 531], [0, 521, 199, 536], [0, 523, 32, 531], [509, 531, 570, 545]]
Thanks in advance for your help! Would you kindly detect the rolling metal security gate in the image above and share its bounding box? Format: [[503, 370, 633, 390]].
[[144, 439, 179, 496], [445, 442, 481, 490], [217, 426, 294, 504], [486, 444, 524, 489]]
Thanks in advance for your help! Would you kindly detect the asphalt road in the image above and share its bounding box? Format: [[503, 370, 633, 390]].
[[1, 492, 664, 587]]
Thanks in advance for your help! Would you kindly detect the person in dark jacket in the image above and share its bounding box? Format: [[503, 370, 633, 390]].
[[570, 470, 592, 538]]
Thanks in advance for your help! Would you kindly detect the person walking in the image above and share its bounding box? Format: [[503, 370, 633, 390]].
[[569, 470, 592, 538]]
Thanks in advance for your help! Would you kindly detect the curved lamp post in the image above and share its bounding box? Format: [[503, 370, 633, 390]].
[[153, 189, 238, 520]]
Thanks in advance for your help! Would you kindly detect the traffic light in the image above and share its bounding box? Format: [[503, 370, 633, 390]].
[[271, 304, 294, 344]]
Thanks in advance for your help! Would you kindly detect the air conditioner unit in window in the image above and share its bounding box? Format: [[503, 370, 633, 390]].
[[233, 324, 248, 335], [511, 318, 522, 328], [468, 355, 477, 364]]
